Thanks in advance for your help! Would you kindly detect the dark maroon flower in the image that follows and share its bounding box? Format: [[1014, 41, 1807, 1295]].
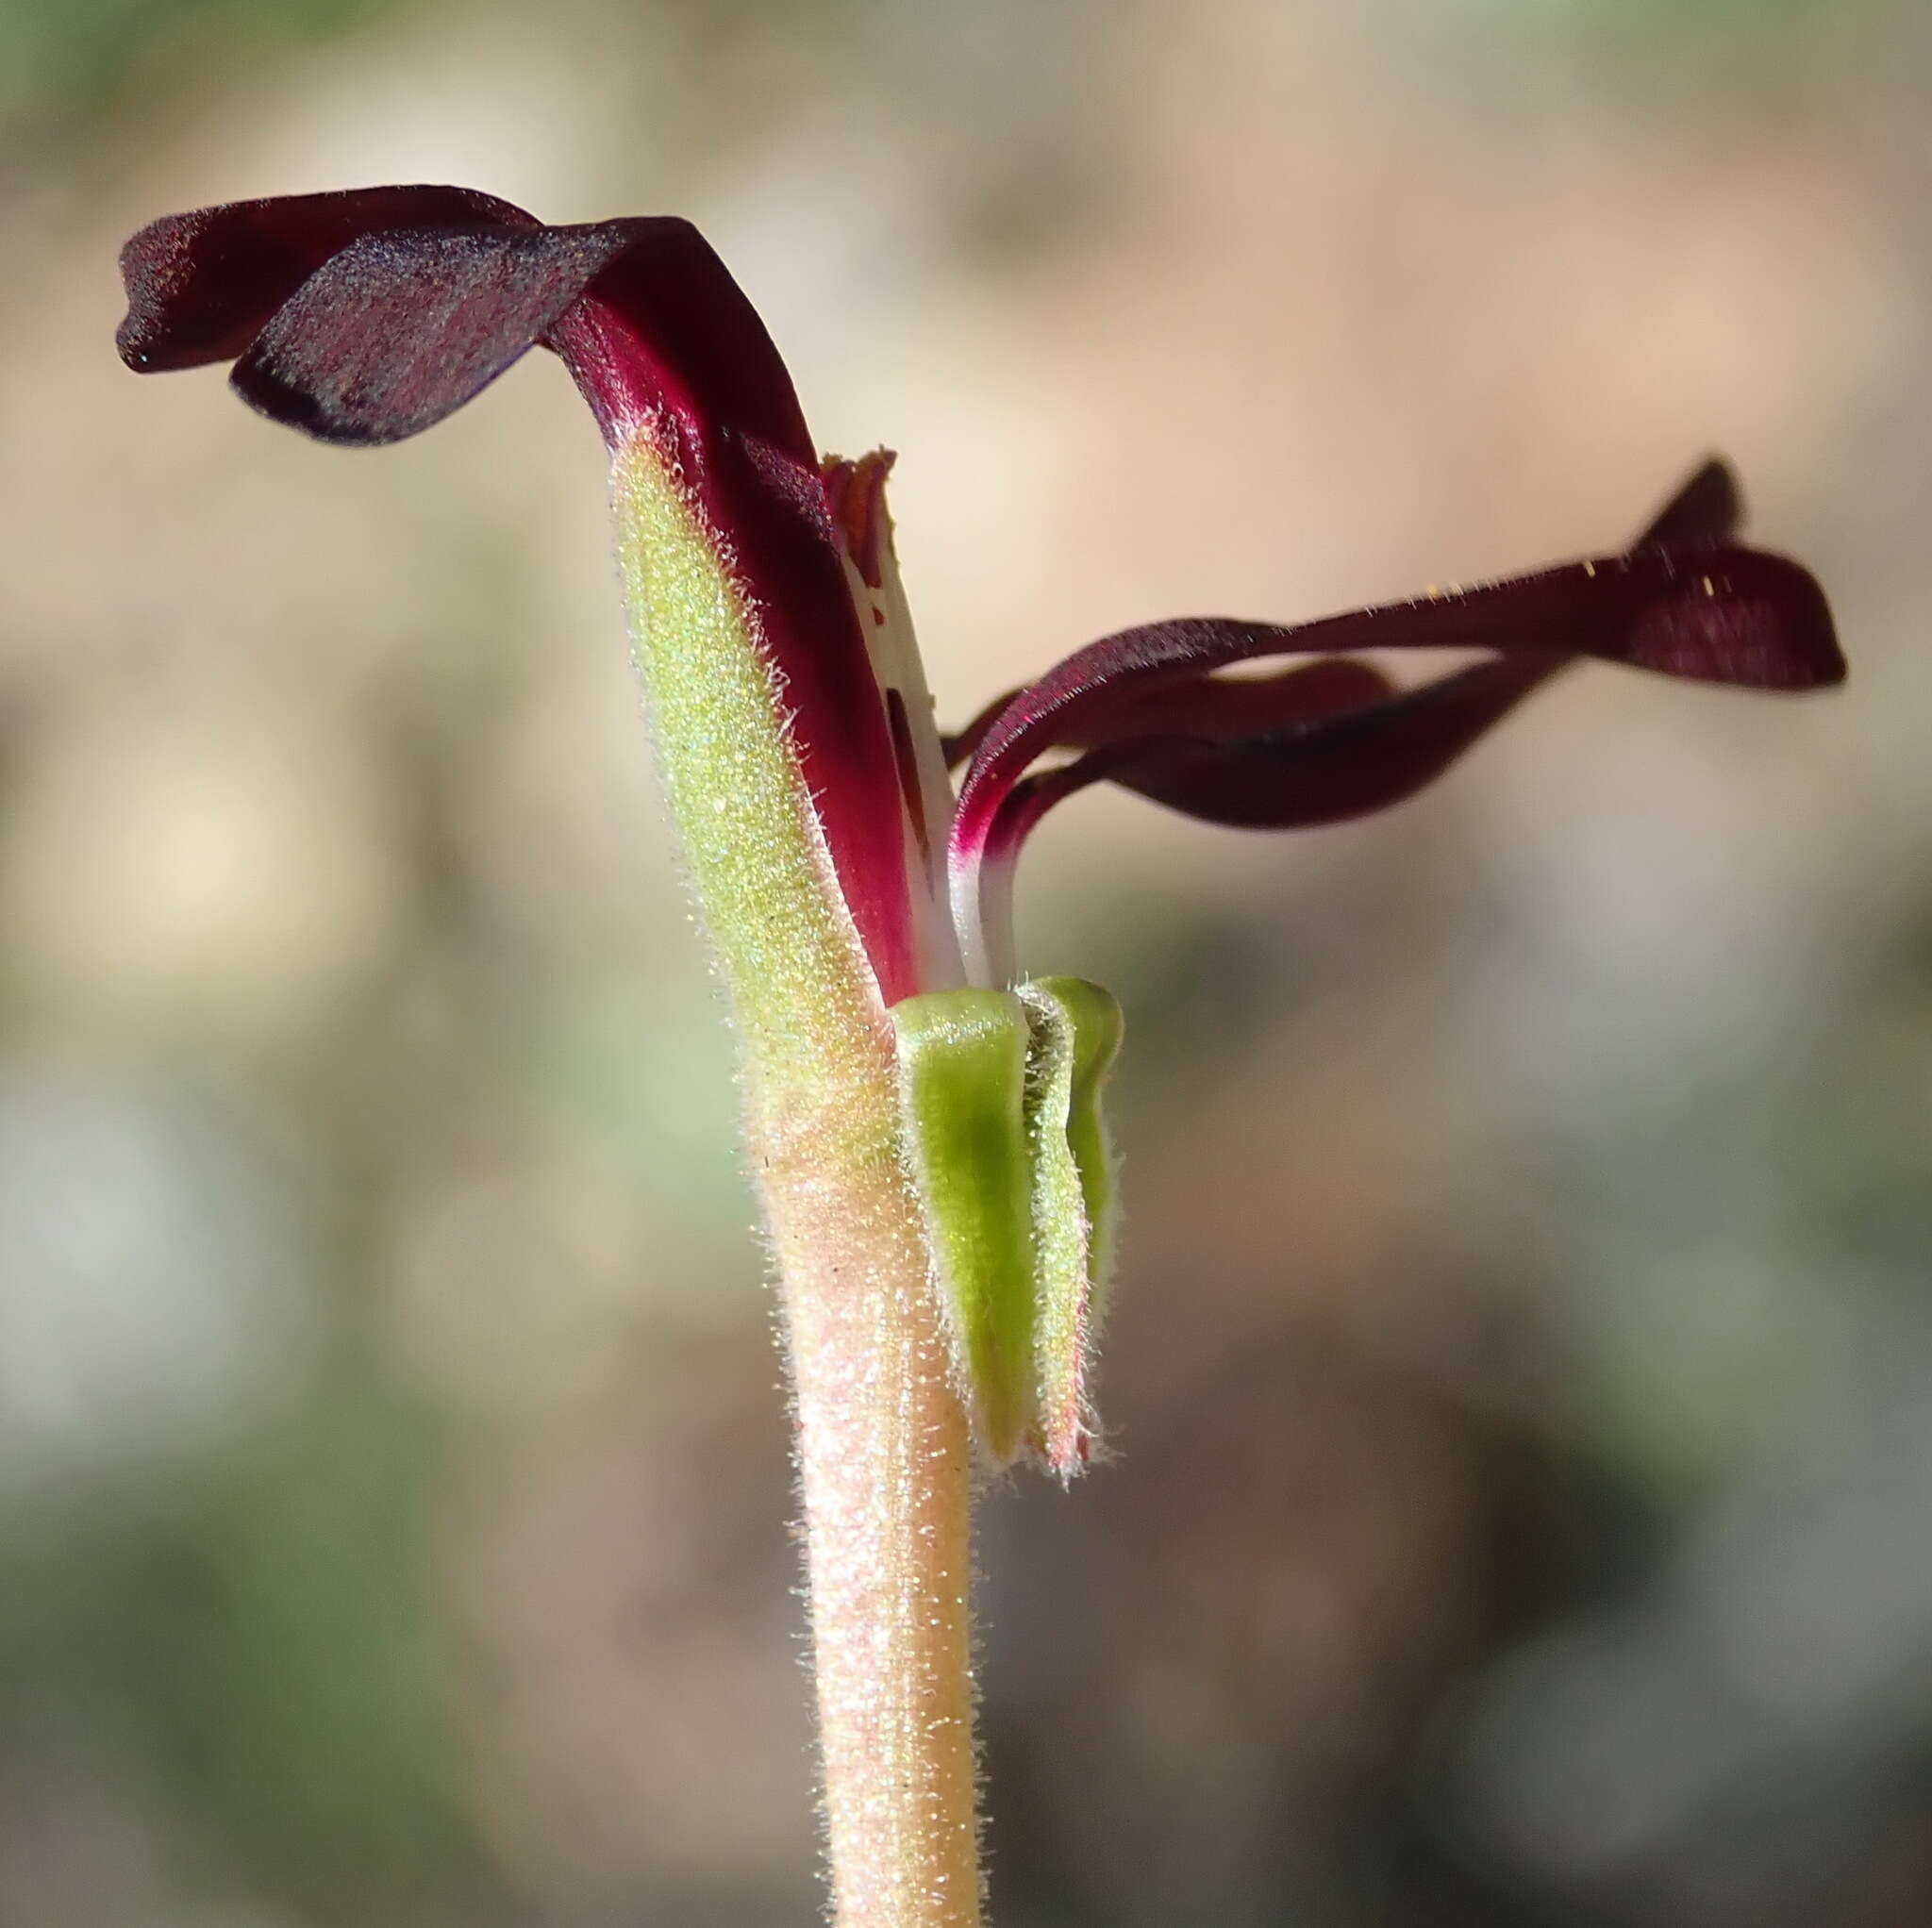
[[117, 188, 1843, 999], [115, 186, 1852, 1900]]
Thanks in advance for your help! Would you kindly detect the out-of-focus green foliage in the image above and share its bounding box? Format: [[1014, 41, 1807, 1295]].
[[0, 0, 415, 127], [1546, 909, 1932, 1496], [0, 1367, 482, 1923], [1400, 0, 1907, 84]]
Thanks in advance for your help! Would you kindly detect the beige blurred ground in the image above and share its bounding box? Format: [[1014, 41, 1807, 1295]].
[[3, 1, 1928, 1923]]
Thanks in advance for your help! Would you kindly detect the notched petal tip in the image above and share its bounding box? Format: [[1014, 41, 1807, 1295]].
[[116, 185, 535, 375]]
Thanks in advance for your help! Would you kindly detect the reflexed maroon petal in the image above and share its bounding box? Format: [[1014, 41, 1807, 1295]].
[[1038, 465, 1751, 838], [1079, 461, 1757, 835], [232, 223, 636, 444], [951, 542, 1841, 870], [116, 186, 534, 372]]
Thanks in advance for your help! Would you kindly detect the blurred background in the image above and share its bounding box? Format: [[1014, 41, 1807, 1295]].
[[3, 0, 1928, 1920]]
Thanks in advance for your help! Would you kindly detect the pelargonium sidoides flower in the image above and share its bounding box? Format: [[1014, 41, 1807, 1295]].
[[117, 187, 1843, 1478]]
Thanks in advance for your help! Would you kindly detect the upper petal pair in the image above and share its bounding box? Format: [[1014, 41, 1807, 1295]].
[[120, 186, 922, 999]]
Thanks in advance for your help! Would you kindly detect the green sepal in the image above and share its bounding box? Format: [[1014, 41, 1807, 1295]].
[[892, 978, 1124, 1478], [890, 989, 1037, 1463], [1026, 976, 1124, 1313], [1017, 978, 1124, 1477]]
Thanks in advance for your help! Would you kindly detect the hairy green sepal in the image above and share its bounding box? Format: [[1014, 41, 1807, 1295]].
[[1018, 976, 1124, 1473], [892, 978, 1124, 1477], [891, 990, 1037, 1462], [611, 432, 889, 1117]]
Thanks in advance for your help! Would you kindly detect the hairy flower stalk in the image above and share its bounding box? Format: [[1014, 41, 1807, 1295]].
[[608, 428, 981, 1922], [116, 185, 1843, 1926]]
